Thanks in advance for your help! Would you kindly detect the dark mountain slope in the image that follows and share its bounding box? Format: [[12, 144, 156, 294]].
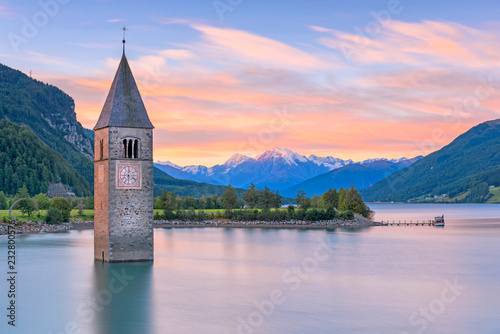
[[0, 62, 94, 188], [0, 120, 91, 196], [153, 167, 245, 198], [362, 119, 500, 202]]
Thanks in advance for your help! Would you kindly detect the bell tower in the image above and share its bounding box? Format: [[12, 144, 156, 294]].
[[93, 40, 154, 262]]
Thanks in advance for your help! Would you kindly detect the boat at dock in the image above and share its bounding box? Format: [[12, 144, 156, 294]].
[[433, 215, 445, 226]]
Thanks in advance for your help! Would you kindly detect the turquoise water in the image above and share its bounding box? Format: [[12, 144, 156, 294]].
[[1, 204, 499, 334]]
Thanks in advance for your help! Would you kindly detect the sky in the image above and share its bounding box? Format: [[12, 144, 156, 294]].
[[1, 0, 500, 167]]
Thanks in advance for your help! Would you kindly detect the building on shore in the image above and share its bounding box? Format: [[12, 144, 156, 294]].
[[46, 183, 76, 199]]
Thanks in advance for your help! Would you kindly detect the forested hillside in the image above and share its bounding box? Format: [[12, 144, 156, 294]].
[[153, 167, 245, 198], [0, 63, 94, 187], [0, 120, 91, 196]]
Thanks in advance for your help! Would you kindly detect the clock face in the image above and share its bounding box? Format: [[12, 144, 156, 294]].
[[120, 166, 138, 185], [117, 163, 141, 188]]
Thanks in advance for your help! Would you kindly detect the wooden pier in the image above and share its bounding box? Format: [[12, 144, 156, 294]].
[[373, 220, 438, 226]]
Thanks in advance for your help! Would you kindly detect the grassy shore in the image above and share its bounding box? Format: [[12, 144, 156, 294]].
[[487, 187, 500, 203], [0, 209, 94, 222]]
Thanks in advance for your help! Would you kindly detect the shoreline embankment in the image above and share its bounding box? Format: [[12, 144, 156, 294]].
[[0, 215, 373, 235]]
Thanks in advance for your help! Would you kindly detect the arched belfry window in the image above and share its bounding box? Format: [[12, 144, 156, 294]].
[[122, 138, 140, 159]]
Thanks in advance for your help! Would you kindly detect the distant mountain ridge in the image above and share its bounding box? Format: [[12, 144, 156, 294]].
[[152, 167, 245, 198], [282, 157, 422, 197], [362, 118, 500, 203], [155, 147, 416, 191]]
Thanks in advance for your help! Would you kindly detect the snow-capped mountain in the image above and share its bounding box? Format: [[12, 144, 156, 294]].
[[224, 153, 251, 168], [360, 157, 410, 164], [256, 147, 308, 165], [308, 154, 353, 169], [154, 147, 420, 191]]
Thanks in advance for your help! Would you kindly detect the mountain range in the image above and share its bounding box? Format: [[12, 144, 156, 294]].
[[282, 157, 422, 197], [155, 147, 419, 193]]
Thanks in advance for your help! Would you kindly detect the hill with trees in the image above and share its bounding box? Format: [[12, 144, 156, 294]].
[[0, 62, 94, 188], [0, 120, 91, 196], [153, 167, 246, 198], [362, 118, 500, 203]]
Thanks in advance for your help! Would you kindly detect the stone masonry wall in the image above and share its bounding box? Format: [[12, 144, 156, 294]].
[[107, 127, 154, 262], [94, 128, 110, 261]]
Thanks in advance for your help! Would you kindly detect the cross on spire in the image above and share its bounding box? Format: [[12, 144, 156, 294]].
[[122, 26, 127, 53]]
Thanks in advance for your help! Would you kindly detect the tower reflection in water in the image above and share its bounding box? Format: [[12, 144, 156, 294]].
[[92, 262, 153, 334]]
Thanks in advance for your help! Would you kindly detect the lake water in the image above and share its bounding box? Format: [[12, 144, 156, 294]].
[[1, 204, 499, 334]]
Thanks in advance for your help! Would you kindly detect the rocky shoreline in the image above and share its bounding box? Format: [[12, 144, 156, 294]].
[[0, 219, 93, 235], [0, 215, 373, 235], [154, 216, 372, 229], [0, 215, 374, 235]]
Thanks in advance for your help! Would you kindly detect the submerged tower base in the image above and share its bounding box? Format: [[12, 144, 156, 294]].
[[93, 46, 155, 263]]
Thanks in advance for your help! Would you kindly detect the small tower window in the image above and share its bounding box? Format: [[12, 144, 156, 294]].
[[122, 138, 140, 159], [127, 139, 133, 158], [99, 140, 103, 160], [123, 139, 127, 158]]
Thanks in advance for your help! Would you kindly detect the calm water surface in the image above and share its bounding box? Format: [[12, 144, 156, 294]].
[[1, 204, 499, 334]]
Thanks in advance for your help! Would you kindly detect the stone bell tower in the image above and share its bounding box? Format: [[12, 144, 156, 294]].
[[93, 42, 154, 262]]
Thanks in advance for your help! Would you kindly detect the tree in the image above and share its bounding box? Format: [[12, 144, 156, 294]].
[[34, 193, 51, 210], [337, 185, 371, 218], [50, 197, 72, 222], [0, 191, 7, 210], [295, 190, 311, 210], [259, 186, 274, 211], [272, 190, 282, 209], [321, 189, 339, 210], [13, 185, 31, 210], [84, 196, 94, 210], [45, 207, 63, 224], [20, 198, 36, 217], [164, 191, 177, 212], [222, 185, 238, 211], [14, 186, 36, 216], [76, 200, 85, 216], [311, 194, 321, 208], [157, 189, 168, 209], [242, 183, 260, 209]]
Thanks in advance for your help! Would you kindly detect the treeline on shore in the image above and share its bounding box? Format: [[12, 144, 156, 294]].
[[0, 186, 93, 224], [2, 183, 371, 224], [154, 183, 372, 221]]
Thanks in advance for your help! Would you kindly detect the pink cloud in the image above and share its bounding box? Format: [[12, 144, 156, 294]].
[[314, 20, 500, 68], [190, 24, 337, 71]]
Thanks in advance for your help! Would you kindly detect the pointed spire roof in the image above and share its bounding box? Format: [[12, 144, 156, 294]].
[[94, 53, 154, 130]]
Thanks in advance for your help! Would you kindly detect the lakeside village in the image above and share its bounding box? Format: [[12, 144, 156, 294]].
[[0, 185, 373, 235]]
